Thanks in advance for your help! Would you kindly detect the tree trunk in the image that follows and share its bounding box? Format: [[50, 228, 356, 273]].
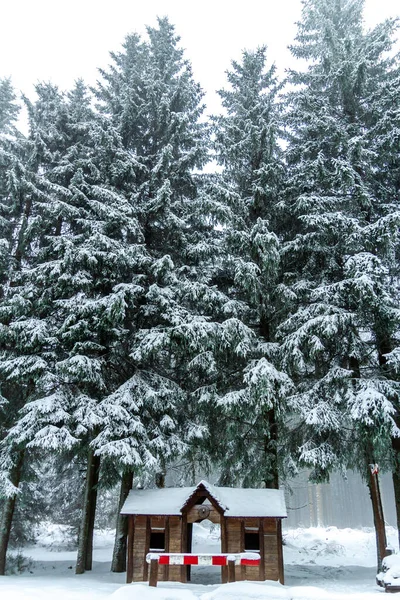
[[377, 339, 400, 550], [350, 357, 388, 570], [55, 215, 63, 236], [263, 408, 279, 489], [155, 472, 165, 488], [111, 470, 134, 573], [260, 312, 279, 490], [84, 452, 100, 571], [0, 450, 24, 575], [76, 449, 100, 574], [392, 433, 400, 550], [368, 464, 388, 572]]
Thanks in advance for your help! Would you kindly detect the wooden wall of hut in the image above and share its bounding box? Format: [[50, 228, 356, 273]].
[[127, 515, 183, 583], [127, 514, 284, 584], [225, 517, 283, 583]]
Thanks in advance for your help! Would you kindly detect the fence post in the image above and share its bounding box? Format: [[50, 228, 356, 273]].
[[228, 558, 236, 583], [149, 558, 159, 587]]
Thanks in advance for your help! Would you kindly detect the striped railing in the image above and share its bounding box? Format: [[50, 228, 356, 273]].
[[146, 552, 261, 586]]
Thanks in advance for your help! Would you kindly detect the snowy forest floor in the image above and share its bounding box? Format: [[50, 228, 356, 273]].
[[0, 522, 398, 599]]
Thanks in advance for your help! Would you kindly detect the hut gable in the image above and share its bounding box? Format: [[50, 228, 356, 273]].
[[180, 480, 227, 515]]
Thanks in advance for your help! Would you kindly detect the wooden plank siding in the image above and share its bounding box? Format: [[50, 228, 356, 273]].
[[262, 517, 280, 581], [264, 531, 279, 581], [168, 516, 183, 582], [132, 515, 147, 582], [264, 518, 278, 534], [225, 518, 243, 581]]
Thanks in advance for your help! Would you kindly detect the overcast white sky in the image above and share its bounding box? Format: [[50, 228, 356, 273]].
[[1, 0, 399, 115]]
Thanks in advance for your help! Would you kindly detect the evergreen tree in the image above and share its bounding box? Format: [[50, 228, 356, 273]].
[[0, 79, 145, 573], [96, 15, 205, 562], [367, 43, 400, 543], [0, 78, 47, 575], [209, 47, 292, 489], [95, 18, 264, 564], [280, 0, 400, 563]]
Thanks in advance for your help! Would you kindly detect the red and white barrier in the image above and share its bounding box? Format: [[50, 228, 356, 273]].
[[146, 552, 260, 567]]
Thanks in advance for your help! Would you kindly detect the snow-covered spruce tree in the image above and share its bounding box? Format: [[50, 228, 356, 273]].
[[0, 79, 50, 575], [280, 0, 400, 553], [366, 50, 400, 542], [0, 83, 90, 573], [0, 83, 81, 574], [95, 16, 206, 565], [0, 80, 146, 574], [95, 18, 262, 567], [208, 47, 292, 489]]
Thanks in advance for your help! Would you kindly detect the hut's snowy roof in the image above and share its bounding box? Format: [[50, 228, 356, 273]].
[[120, 480, 287, 518]]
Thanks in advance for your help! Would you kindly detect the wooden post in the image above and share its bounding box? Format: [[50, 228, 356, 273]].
[[259, 519, 265, 581], [143, 517, 151, 581], [186, 522, 193, 582], [220, 517, 228, 584], [277, 519, 284, 584], [164, 516, 170, 582], [240, 520, 245, 581], [126, 516, 134, 584], [228, 558, 236, 583], [181, 513, 188, 583], [369, 464, 388, 572], [149, 558, 159, 587]]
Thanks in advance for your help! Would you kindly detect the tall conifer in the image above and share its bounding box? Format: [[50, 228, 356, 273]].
[[95, 17, 236, 568], [0, 80, 145, 573], [280, 1, 400, 562], [210, 48, 292, 488]]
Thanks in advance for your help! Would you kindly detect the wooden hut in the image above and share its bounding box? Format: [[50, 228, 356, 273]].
[[121, 480, 287, 584]]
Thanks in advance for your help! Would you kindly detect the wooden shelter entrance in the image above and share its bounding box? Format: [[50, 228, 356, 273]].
[[183, 487, 223, 583], [187, 517, 221, 584], [121, 480, 287, 584]]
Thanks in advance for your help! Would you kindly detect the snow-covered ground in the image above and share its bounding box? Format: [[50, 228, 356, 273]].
[[0, 522, 397, 599]]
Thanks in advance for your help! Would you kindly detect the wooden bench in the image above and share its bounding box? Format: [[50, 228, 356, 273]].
[[146, 552, 261, 587]]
